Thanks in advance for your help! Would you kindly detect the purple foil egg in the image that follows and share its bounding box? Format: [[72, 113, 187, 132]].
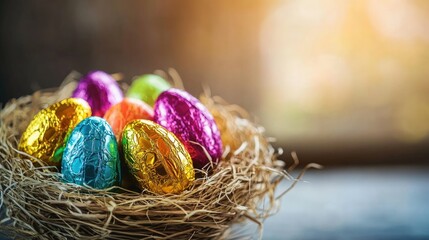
[[154, 88, 223, 169], [72, 71, 123, 117]]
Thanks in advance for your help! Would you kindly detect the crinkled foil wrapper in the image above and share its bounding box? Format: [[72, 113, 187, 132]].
[[62, 117, 121, 189], [18, 98, 92, 165], [72, 70, 123, 117], [154, 89, 223, 169], [104, 98, 154, 142], [126, 74, 171, 106], [122, 120, 195, 194]]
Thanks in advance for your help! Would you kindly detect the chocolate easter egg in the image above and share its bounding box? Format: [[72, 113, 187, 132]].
[[103, 98, 154, 142], [126, 74, 170, 106], [18, 98, 91, 166], [72, 70, 123, 117], [154, 89, 223, 169], [122, 120, 194, 194], [61, 117, 121, 189]]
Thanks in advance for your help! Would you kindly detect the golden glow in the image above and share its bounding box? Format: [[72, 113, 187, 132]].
[[261, 0, 429, 142]]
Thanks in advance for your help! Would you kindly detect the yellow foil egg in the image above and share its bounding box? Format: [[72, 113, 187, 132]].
[[19, 98, 92, 166], [122, 120, 195, 194]]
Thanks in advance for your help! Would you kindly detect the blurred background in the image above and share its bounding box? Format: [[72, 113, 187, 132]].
[[1, 0, 429, 165], [1, 1, 429, 239], [2, 0, 429, 165]]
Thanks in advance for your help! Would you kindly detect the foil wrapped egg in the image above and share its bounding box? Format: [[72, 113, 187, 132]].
[[103, 98, 154, 142], [122, 119, 195, 194], [126, 74, 170, 106], [72, 70, 123, 117], [62, 117, 121, 189], [154, 89, 223, 169], [18, 98, 91, 166]]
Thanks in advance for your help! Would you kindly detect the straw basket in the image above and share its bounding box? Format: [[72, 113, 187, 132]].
[[0, 71, 306, 239]]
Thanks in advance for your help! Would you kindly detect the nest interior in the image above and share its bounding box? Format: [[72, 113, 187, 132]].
[[0, 72, 296, 240]]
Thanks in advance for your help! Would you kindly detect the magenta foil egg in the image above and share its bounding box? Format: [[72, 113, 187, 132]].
[[72, 71, 123, 117], [154, 88, 223, 169]]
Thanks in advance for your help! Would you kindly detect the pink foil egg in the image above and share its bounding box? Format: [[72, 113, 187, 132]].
[[154, 88, 223, 169], [72, 70, 123, 117]]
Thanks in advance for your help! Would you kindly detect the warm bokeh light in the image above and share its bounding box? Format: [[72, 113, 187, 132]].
[[1, 0, 428, 163], [261, 0, 429, 144]]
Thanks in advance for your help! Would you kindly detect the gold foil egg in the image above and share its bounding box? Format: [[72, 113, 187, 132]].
[[18, 98, 92, 166], [122, 120, 195, 194]]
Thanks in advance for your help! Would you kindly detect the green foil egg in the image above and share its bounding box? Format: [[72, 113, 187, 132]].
[[61, 117, 121, 189], [126, 74, 171, 106]]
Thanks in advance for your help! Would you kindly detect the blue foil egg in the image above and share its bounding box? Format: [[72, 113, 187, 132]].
[[61, 117, 121, 189]]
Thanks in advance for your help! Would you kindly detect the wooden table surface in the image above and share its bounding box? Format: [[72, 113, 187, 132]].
[[230, 165, 429, 239]]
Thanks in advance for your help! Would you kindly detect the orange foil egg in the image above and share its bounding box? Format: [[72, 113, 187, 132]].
[[104, 98, 154, 142]]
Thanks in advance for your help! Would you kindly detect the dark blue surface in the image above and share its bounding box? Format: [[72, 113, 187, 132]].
[[237, 166, 429, 239]]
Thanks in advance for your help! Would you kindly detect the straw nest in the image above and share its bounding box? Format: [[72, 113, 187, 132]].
[[0, 71, 316, 239]]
